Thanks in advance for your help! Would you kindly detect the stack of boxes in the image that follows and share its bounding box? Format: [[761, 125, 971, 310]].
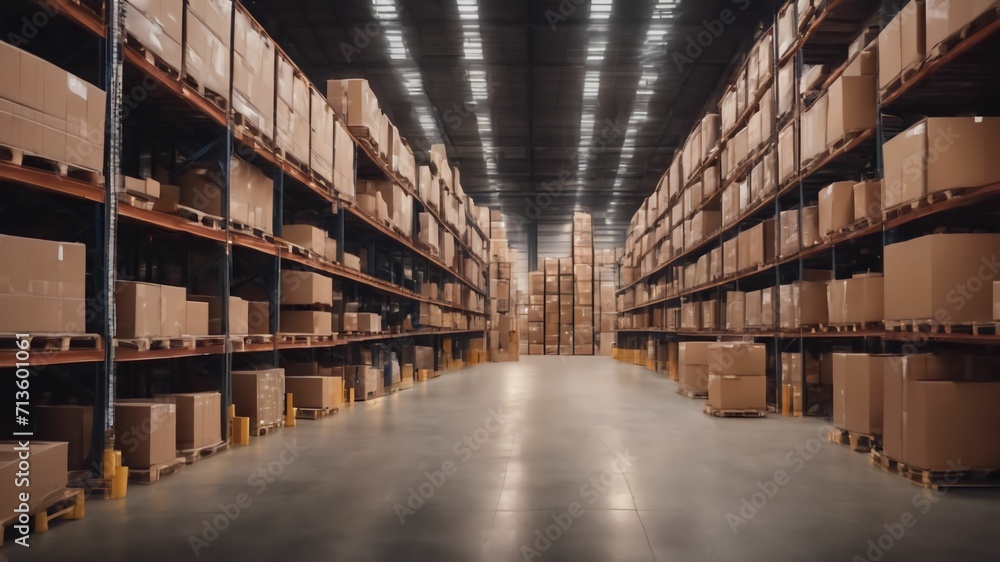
[[706, 343, 767, 413], [488, 237, 519, 362], [0, 235, 86, 333], [559, 258, 574, 355], [279, 270, 333, 335], [528, 271, 544, 355], [572, 212, 595, 355]]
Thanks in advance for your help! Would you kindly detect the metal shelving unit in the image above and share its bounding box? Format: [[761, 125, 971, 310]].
[[614, 0, 1000, 413], [1, 0, 490, 477]]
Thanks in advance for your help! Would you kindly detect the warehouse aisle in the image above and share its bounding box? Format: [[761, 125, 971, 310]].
[[13, 356, 1000, 562]]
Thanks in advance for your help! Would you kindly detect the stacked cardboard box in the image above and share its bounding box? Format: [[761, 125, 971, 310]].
[[115, 402, 177, 468], [233, 5, 274, 143], [275, 52, 310, 167], [232, 368, 286, 431], [184, 0, 231, 106], [279, 270, 333, 335], [0, 41, 106, 173], [707, 343, 767, 412], [174, 156, 274, 234], [0, 235, 86, 333], [124, 0, 183, 73]]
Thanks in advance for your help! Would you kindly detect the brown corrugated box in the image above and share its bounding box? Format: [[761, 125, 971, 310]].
[[818, 181, 855, 238], [115, 402, 177, 468], [779, 281, 829, 329], [832, 354, 893, 435], [827, 274, 884, 324], [124, 0, 183, 73], [275, 53, 311, 165], [189, 295, 250, 335], [707, 343, 766, 376], [233, 5, 275, 140], [885, 233, 1000, 323], [280, 310, 332, 335], [707, 375, 766, 410], [926, 0, 997, 52], [36, 405, 92, 470], [723, 236, 739, 276], [159, 392, 222, 450], [853, 180, 882, 222], [725, 291, 745, 331], [745, 290, 762, 327], [778, 121, 798, 183], [0, 442, 67, 516], [280, 270, 333, 306], [286, 376, 341, 409], [827, 75, 876, 146], [184, 0, 231, 105], [116, 281, 161, 338], [186, 300, 210, 335], [883, 117, 1000, 209], [738, 219, 775, 271], [884, 354, 1000, 470], [282, 224, 327, 255], [232, 369, 285, 429], [679, 342, 712, 394], [0, 234, 86, 333]]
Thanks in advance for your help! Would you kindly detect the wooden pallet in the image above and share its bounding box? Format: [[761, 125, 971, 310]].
[[703, 405, 766, 418], [253, 421, 284, 436], [0, 144, 103, 185], [829, 428, 878, 453], [676, 388, 708, 400], [233, 111, 276, 152], [310, 169, 335, 192], [349, 127, 380, 153], [883, 320, 997, 336], [823, 218, 872, 242], [809, 322, 883, 334], [125, 32, 181, 79], [871, 450, 1000, 489], [178, 441, 229, 465], [277, 147, 310, 176], [0, 333, 102, 352], [118, 191, 157, 210], [879, 59, 924, 101], [230, 220, 275, 243], [181, 74, 229, 112], [0, 488, 85, 542], [114, 336, 197, 352], [176, 204, 224, 230], [284, 241, 326, 263], [129, 457, 185, 484], [295, 406, 340, 420]]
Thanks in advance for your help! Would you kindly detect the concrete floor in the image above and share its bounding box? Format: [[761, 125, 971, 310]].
[[10, 356, 1000, 561]]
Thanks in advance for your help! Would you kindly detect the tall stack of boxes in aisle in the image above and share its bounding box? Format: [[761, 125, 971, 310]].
[[596, 250, 619, 356], [489, 235, 519, 362], [573, 213, 594, 355], [0, 41, 106, 173]]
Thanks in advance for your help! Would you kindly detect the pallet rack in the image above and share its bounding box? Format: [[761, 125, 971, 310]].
[[0, 0, 489, 476], [615, 0, 1000, 413]]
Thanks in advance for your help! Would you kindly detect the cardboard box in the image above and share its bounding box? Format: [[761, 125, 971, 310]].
[[708, 375, 766, 410], [233, 4, 275, 142], [779, 281, 829, 329], [884, 356, 1000, 470], [738, 219, 776, 271], [678, 342, 712, 394], [115, 402, 177, 468], [280, 310, 332, 335], [357, 312, 382, 333], [832, 354, 890, 435], [853, 180, 882, 223], [826, 75, 877, 146], [726, 291, 745, 331], [232, 369, 285, 430], [160, 392, 222, 450], [0, 442, 67, 515], [0, 235, 86, 332], [828, 274, 884, 324], [801, 94, 828, 164], [186, 300, 210, 335], [707, 343, 766, 376], [189, 295, 250, 335], [36, 405, 92, 470], [745, 290, 762, 327], [282, 224, 327, 255], [926, 0, 997, 53], [778, 122, 798, 183], [124, 0, 183, 74], [885, 233, 1000, 323], [160, 284, 187, 337], [761, 287, 777, 328], [883, 117, 1000, 208], [286, 376, 341, 409], [818, 181, 855, 238], [280, 270, 333, 306], [116, 281, 161, 338]]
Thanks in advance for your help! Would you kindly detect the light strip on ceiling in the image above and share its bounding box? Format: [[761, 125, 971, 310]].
[[372, 0, 442, 143], [577, 1, 615, 180], [615, 0, 678, 183], [457, 0, 498, 177]]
